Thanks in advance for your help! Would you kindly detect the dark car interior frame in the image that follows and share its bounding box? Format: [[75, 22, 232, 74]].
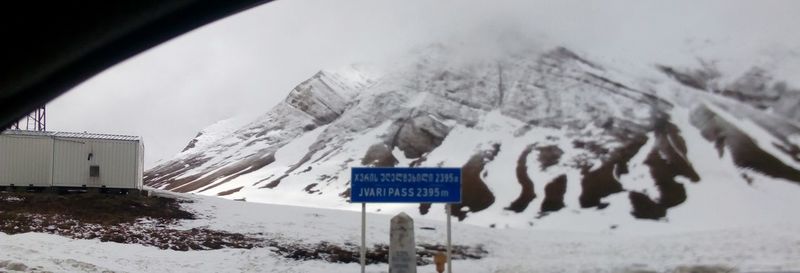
[[0, 0, 271, 129]]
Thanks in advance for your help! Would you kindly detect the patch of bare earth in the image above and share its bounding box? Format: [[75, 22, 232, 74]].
[[451, 144, 500, 220], [505, 144, 536, 213], [0, 192, 489, 264], [361, 143, 399, 167], [536, 145, 563, 171], [630, 118, 700, 219], [578, 135, 648, 209], [540, 174, 567, 214], [0, 192, 260, 251], [217, 186, 244, 196], [270, 242, 487, 265], [143, 154, 211, 189], [184, 153, 276, 193], [691, 104, 800, 183], [623, 265, 739, 273]]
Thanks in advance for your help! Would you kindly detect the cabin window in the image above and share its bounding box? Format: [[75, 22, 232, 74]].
[[90, 165, 100, 177]]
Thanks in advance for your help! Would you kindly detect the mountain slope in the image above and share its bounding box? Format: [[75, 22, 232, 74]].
[[145, 45, 800, 230]]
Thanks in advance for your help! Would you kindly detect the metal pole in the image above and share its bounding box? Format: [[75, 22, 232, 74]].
[[361, 202, 366, 273], [446, 203, 452, 273]]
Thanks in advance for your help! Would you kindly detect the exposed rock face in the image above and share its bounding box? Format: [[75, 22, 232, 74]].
[[451, 144, 500, 221], [536, 145, 563, 171], [540, 174, 567, 213], [181, 132, 202, 152], [285, 72, 351, 124], [630, 119, 701, 219], [361, 111, 452, 170], [390, 114, 450, 159], [658, 64, 800, 122], [506, 144, 536, 213], [629, 191, 665, 219], [579, 135, 648, 209], [145, 45, 800, 227], [361, 143, 398, 167], [145, 70, 372, 193], [657, 64, 720, 91], [690, 104, 800, 184]]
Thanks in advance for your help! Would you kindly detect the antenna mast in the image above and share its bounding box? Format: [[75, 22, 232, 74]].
[[9, 106, 46, 131]]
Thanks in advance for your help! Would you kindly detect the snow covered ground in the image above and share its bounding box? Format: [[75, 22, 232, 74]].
[[2, 191, 799, 273]]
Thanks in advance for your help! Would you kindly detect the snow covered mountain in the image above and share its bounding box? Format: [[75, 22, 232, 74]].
[[145, 44, 800, 231]]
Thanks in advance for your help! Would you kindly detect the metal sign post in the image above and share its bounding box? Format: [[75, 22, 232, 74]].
[[351, 167, 462, 273], [361, 202, 366, 273], [446, 203, 452, 273]]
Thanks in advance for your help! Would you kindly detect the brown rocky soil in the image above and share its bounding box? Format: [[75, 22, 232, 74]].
[[262, 174, 289, 189], [536, 145, 564, 170], [0, 192, 488, 264], [143, 154, 211, 189], [451, 144, 501, 220], [189, 154, 276, 193], [271, 241, 487, 265], [0, 192, 260, 250], [630, 118, 701, 219], [579, 135, 648, 208], [418, 203, 432, 215], [540, 174, 568, 213], [389, 114, 451, 159], [147, 152, 276, 194], [506, 144, 536, 213], [691, 104, 800, 184], [217, 186, 244, 196], [361, 143, 399, 167]]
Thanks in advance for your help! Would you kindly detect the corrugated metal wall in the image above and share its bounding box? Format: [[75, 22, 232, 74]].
[[0, 135, 53, 186], [135, 141, 144, 189], [52, 138, 138, 188], [51, 139, 88, 187], [1, 133, 142, 189]]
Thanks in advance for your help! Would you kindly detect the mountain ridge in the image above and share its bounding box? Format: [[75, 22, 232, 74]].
[[145, 45, 800, 231]]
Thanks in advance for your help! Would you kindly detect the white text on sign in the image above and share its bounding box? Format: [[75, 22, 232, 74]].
[[353, 173, 459, 183]]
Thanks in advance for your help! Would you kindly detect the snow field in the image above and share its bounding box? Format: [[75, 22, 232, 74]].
[[2, 191, 799, 272]]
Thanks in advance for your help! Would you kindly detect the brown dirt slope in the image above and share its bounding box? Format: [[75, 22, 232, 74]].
[[579, 135, 648, 208], [505, 144, 536, 213], [451, 144, 500, 220], [540, 174, 567, 213], [691, 104, 800, 183], [0, 192, 260, 250], [630, 118, 701, 219]]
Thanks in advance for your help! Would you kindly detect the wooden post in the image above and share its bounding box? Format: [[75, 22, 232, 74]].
[[434, 251, 447, 273]]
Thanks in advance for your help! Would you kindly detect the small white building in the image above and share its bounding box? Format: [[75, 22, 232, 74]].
[[0, 130, 144, 191]]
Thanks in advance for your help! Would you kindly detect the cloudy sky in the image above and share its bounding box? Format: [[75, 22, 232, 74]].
[[45, 0, 800, 168]]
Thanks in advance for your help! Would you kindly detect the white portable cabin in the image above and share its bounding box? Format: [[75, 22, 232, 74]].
[[0, 130, 144, 190]]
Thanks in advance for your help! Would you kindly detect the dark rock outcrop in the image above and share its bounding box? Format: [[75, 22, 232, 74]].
[[540, 174, 568, 213], [451, 144, 500, 220], [579, 135, 648, 208], [536, 145, 563, 171], [389, 114, 451, 158], [691, 104, 800, 184], [505, 144, 536, 213], [629, 191, 666, 219], [630, 118, 701, 219], [361, 143, 398, 167]]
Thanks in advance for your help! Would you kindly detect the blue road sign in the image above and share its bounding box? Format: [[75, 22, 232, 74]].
[[350, 167, 461, 203]]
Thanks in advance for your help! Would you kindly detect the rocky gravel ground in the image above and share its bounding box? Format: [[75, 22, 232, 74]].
[[0, 191, 486, 265], [0, 192, 260, 250]]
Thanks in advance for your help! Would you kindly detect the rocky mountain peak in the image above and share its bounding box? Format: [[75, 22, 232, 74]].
[[145, 45, 800, 231]]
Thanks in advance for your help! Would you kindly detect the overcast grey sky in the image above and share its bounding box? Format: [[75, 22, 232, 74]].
[[46, 0, 800, 168]]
